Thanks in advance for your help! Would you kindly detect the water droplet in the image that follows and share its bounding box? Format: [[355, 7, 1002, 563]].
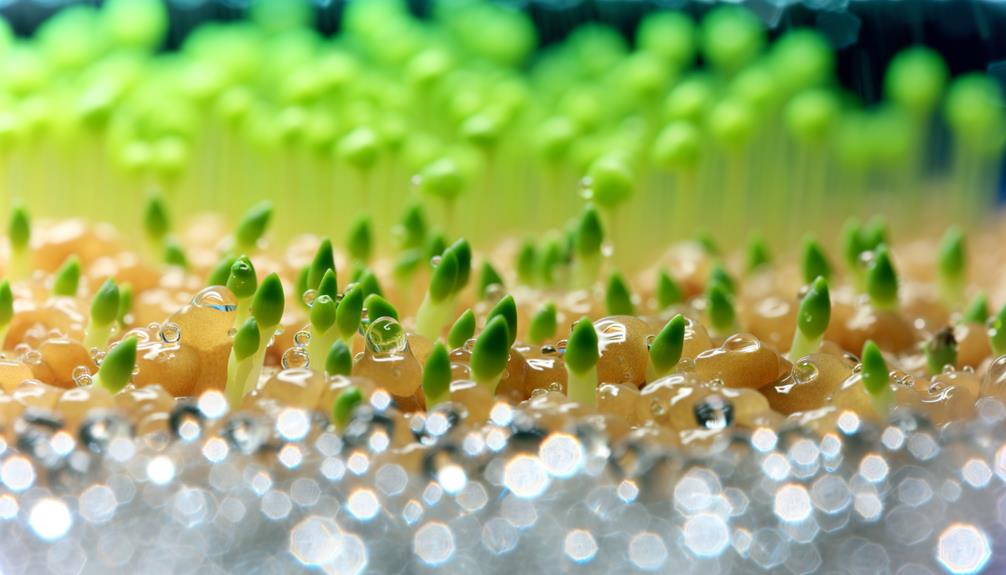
[[221, 413, 269, 454], [71, 366, 92, 387], [645, 335, 655, 350], [857, 250, 876, 268], [430, 255, 443, 268], [192, 286, 238, 312], [941, 364, 957, 375], [20, 349, 42, 366], [365, 317, 408, 355], [15, 410, 68, 469], [793, 360, 819, 384], [678, 357, 696, 372], [547, 381, 563, 393], [578, 176, 594, 200], [485, 283, 505, 302], [79, 410, 132, 453], [159, 321, 181, 344], [302, 289, 319, 308], [649, 399, 667, 417], [540, 344, 557, 355], [693, 395, 734, 430], [169, 404, 204, 442], [282, 347, 310, 369], [227, 327, 237, 337], [723, 334, 759, 353], [293, 330, 312, 347]]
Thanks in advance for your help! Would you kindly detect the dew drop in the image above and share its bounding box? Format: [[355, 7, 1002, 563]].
[[282, 347, 310, 369], [723, 334, 759, 353], [159, 321, 181, 344], [302, 289, 319, 308], [71, 366, 92, 387], [365, 317, 408, 355], [430, 255, 443, 268], [293, 330, 312, 348], [793, 360, 819, 385], [693, 395, 734, 430], [192, 286, 238, 312]]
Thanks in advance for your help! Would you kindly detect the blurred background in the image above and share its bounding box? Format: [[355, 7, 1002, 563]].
[[0, 0, 1004, 107]]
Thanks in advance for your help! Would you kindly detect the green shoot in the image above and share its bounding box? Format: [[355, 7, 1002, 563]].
[[116, 283, 133, 328], [8, 203, 30, 280], [707, 281, 736, 335], [364, 294, 398, 323], [605, 271, 635, 316], [648, 313, 685, 380], [861, 340, 891, 413], [163, 239, 188, 269], [477, 261, 504, 300], [225, 317, 260, 406], [470, 315, 510, 391], [447, 309, 476, 349], [925, 326, 957, 375], [565, 317, 599, 406], [227, 255, 257, 323], [234, 201, 273, 253], [746, 235, 771, 273], [516, 239, 537, 285], [336, 283, 364, 341], [789, 276, 830, 360], [415, 249, 458, 339], [85, 279, 120, 350], [486, 294, 518, 347], [307, 294, 337, 366], [318, 269, 338, 300], [990, 303, 1006, 356], [709, 263, 735, 295], [528, 301, 557, 345], [307, 239, 335, 291], [572, 205, 604, 288], [207, 255, 238, 287], [325, 340, 353, 377], [444, 239, 472, 295], [866, 244, 898, 311], [143, 192, 170, 253], [94, 336, 138, 394], [422, 341, 451, 407], [332, 386, 362, 431], [52, 255, 81, 297], [347, 217, 373, 264], [802, 236, 832, 284], [0, 280, 13, 347], [243, 273, 285, 396], [657, 271, 683, 310], [961, 292, 988, 325], [937, 226, 966, 307]]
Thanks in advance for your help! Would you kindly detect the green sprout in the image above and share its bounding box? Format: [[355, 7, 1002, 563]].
[[802, 236, 832, 284], [225, 317, 260, 406], [325, 340, 353, 377], [396, 203, 428, 250], [85, 278, 120, 350], [143, 192, 170, 253], [866, 244, 898, 311], [961, 292, 988, 325], [925, 326, 957, 375], [307, 294, 338, 367], [448, 309, 476, 349], [840, 218, 865, 283], [116, 283, 132, 328], [708, 263, 736, 295], [8, 203, 30, 280], [470, 315, 510, 391], [163, 239, 188, 269], [707, 282, 736, 335], [861, 340, 891, 413], [241, 273, 285, 397], [332, 386, 363, 431], [746, 235, 771, 273], [648, 313, 685, 380], [347, 217, 373, 264], [422, 341, 451, 407], [415, 249, 458, 339], [516, 239, 537, 285], [990, 303, 1006, 356], [565, 317, 600, 406], [234, 201, 273, 254], [357, 269, 383, 299], [94, 336, 138, 394], [885, 46, 948, 117], [789, 276, 831, 360], [318, 269, 338, 300], [657, 271, 683, 310], [52, 255, 81, 297], [227, 255, 257, 323], [336, 283, 363, 341], [443, 239, 472, 295], [697, 232, 720, 257], [486, 294, 518, 347], [207, 255, 238, 287], [528, 301, 557, 345], [572, 204, 604, 288], [937, 226, 966, 307], [477, 261, 504, 300], [364, 294, 398, 323], [605, 271, 635, 316], [0, 280, 13, 346], [307, 239, 335, 291]]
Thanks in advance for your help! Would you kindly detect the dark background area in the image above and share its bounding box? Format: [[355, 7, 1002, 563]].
[[1, 0, 1005, 105]]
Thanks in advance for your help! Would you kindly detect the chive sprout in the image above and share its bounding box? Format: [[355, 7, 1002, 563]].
[[648, 313, 685, 379], [448, 309, 476, 349], [789, 276, 831, 360], [565, 317, 599, 406], [422, 341, 451, 407]]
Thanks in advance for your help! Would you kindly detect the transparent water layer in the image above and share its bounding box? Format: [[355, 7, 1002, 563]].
[[1, 391, 1004, 575]]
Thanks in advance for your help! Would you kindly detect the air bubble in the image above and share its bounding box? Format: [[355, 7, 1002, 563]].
[[71, 366, 92, 387], [723, 334, 759, 353], [693, 395, 734, 430], [365, 317, 408, 355], [302, 289, 319, 308], [282, 347, 310, 370], [293, 330, 312, 347], [192, 286, 238, 312], [159, 322, 181, 344], [793, 360, 819, 385]]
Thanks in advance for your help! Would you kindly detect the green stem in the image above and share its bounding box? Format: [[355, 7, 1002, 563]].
[[84, 321, 115, 352], [225, 352, 254, 407], [787, 330, 820, 361], [567, 366, 598, 406], [415, 295, 451, 340]]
